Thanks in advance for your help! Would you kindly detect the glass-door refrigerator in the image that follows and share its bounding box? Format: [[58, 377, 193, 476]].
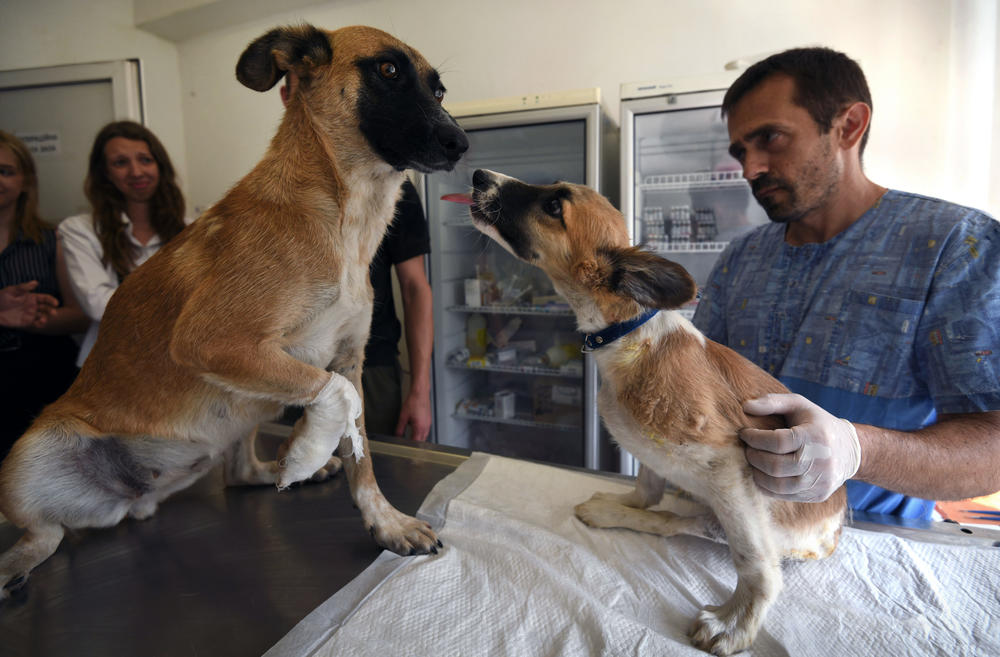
[[618, 75, 769, 474], [421, 90, 615, 471]]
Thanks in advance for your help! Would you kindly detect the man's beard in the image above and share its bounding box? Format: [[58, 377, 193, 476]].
[[751, 175, 803, 223], [751, 141, 839, 224]]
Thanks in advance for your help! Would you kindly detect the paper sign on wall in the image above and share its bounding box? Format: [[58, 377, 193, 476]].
[[16, 131, 61, 156]]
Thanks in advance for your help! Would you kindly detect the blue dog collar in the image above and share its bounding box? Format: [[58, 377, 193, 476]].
[[582, 309, 659, 351]]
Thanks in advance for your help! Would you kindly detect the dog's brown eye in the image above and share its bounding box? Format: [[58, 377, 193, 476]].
[[379, 62, 398, 79], [434, 87, 445, 103], [543, 197, 563, 218]]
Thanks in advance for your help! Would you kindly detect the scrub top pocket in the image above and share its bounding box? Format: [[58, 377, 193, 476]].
[[825, 289, 926, 397]]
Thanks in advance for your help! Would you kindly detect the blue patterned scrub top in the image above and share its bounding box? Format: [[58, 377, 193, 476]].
[[692, 190, 1000, 519]]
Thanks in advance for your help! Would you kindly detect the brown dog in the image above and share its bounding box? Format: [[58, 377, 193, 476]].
[[462, 170, 845, 656], [0, 24, 468, 599]]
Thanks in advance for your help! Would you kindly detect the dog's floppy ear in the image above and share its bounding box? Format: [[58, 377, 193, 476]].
[[236, 24, 333, 92], [599, 246, 696, 310]]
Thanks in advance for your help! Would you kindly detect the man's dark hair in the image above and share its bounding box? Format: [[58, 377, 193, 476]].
[[722, 47, 873, 157]]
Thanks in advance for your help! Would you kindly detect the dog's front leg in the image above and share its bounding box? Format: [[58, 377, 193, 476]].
[[340, 441, 440, 555], [276, 372, 362, 489], [336, 367, 440, 556], [170, 306, 361, 489], [688, 484, 781, 656]]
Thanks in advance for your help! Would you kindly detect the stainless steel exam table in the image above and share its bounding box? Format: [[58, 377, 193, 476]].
[[0, 426, 996, 657], [0, 428, 467, 657]]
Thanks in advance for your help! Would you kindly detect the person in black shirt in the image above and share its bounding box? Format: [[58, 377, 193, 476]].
[[363, 179, 434, 441]]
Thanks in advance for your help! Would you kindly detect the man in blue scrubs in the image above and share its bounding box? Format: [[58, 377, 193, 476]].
[[693, 47, 1000, 519]]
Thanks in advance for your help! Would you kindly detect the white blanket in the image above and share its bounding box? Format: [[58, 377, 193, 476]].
[[266, 453, 1000, 656]]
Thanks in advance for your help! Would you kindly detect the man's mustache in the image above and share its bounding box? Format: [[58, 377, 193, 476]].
[[751, 175, 790, 196]]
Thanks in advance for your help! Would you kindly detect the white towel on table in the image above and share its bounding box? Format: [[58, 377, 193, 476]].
[[266, 453, 1000, 657]]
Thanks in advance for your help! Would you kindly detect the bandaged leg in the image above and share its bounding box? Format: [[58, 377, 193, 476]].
[[277, 373, 362, 489]]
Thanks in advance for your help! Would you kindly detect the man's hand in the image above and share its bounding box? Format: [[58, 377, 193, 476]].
[[395, 390, 432, 442], [740, 393, 861, 502], [0, 281, 59, 329]]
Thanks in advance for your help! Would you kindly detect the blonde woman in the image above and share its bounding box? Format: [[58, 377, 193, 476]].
[[0, 130, 88, 458], [60, 121, 190, 366]]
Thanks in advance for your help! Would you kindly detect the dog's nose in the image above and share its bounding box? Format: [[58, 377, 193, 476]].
[[436, 124, 469, 161], [472, 169, 491, 190]]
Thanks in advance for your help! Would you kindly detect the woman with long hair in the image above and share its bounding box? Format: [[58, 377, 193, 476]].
[[0, 130, 89, 458], [60, 120, 190, 365]]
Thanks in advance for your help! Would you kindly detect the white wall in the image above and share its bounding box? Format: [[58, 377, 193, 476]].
[[0, 0, 189, 200], [1, 0, 997, 219], [992, 4, 1000, 216], [173, 0, 998, 218]]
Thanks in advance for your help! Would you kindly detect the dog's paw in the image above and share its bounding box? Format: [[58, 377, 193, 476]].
[[278, 449, 332, 489], [128, 501, 159, 521], [689, 605, 757, 656], [574, 497, 627, 528], [309, 455, 343, 482], [367, 508, 441, 556]]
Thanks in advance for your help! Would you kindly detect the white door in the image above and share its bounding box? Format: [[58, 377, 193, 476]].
[[0, 60, 143, 224]]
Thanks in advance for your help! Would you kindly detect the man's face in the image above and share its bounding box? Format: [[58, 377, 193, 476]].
[[727, 74, 842, 224]]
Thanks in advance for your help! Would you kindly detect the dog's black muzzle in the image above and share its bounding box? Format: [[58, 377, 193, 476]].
[[402, 117, 468, 173], [469, 169, 538, 262], [436, 122, 469, 165]]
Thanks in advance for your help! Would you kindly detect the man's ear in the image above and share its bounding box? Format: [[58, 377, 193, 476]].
[[599, 246, 696, 309], [236, 24, 332, 92], [837, 101, 871, 151]]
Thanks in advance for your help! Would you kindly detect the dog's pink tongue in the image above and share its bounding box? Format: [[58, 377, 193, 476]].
[[441, 193, 474, 205]]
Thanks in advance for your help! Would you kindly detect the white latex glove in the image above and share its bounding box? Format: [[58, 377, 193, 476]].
[[740, 393, 861, 503]]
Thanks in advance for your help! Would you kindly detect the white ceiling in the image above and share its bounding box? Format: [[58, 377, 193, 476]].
[[134, 0, 330, 41]]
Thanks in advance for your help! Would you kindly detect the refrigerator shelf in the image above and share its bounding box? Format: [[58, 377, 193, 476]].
[[641, 170, 746, 192], [446, 361, 583, 379], [647, 240, 728, 254], [453, 411, 579, 432], [423, 100, 606, 469], [447, 304, 574, 317], [619, 87, 772, 476]]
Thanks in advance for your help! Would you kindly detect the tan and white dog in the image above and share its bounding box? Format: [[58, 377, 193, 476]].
[[0, 24, 468, 600], [461, 170, 846, 656]]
